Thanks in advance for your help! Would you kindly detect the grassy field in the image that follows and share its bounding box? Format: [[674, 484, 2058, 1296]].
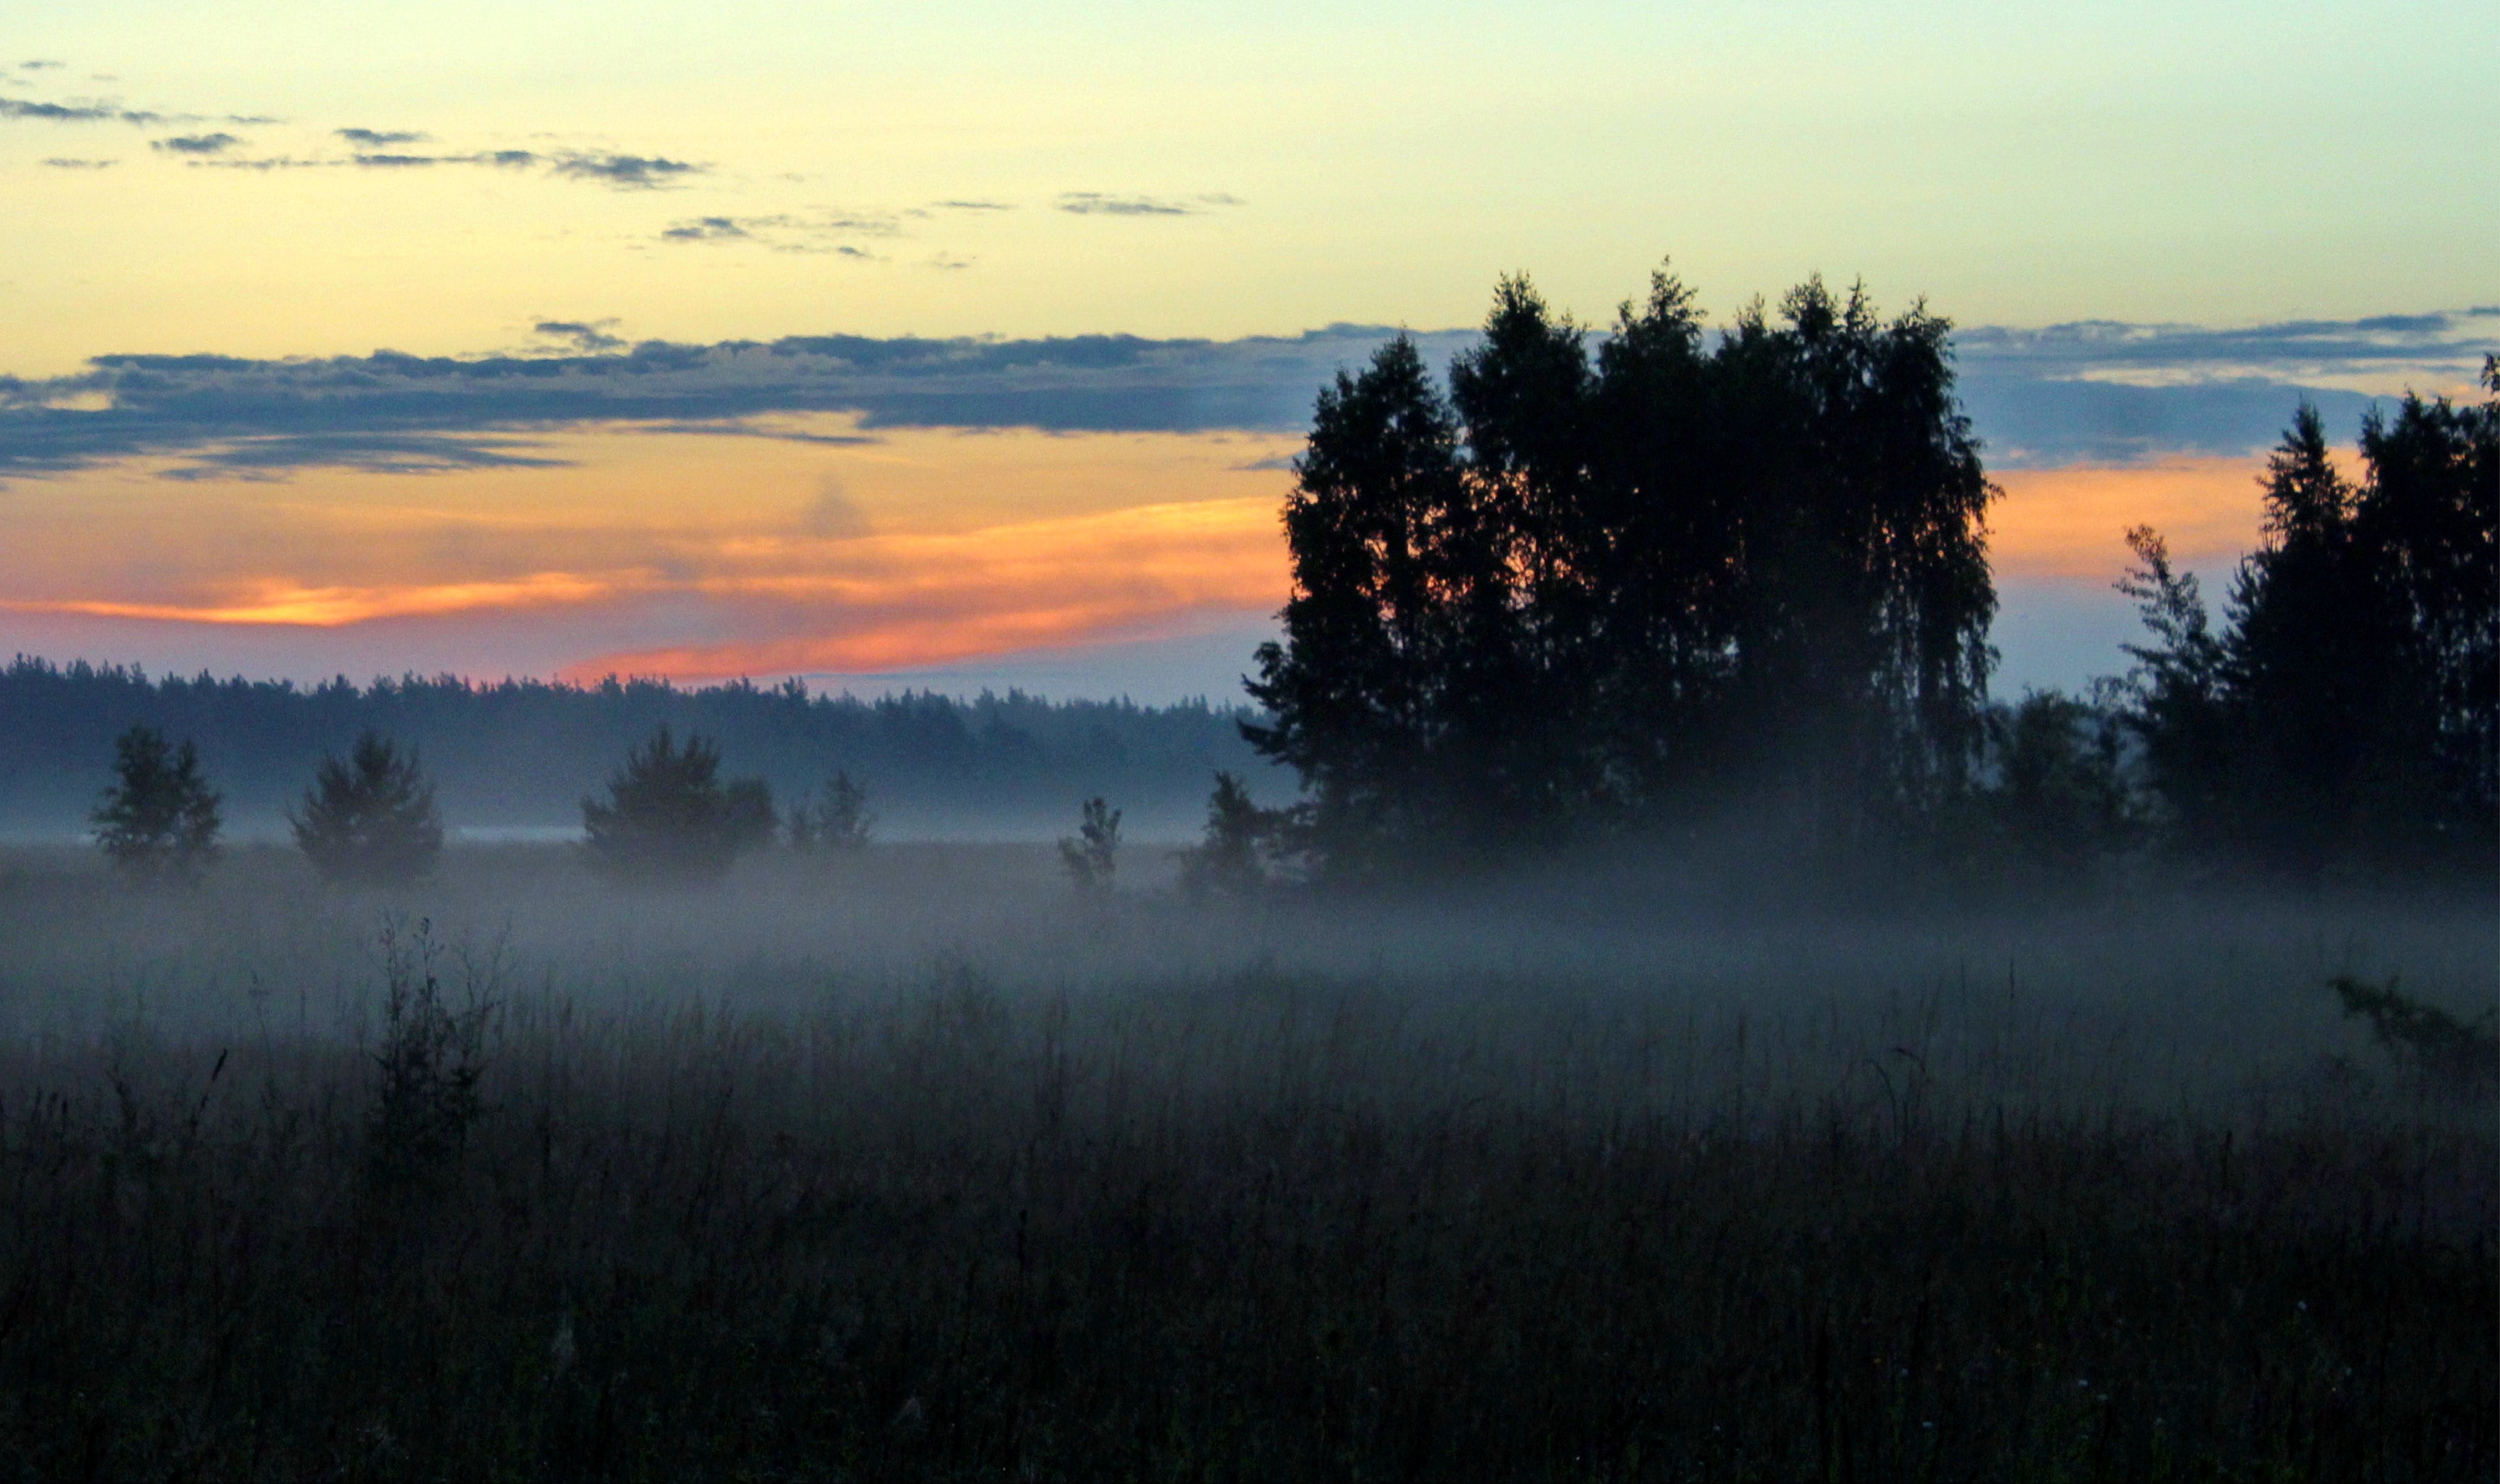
[[0, 845, 2491, 1479]]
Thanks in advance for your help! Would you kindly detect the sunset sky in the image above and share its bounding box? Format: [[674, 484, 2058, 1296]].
[[3, 0, 2493, 701]]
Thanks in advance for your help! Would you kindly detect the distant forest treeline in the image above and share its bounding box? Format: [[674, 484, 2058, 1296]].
[[0, 662, 1277, 841]]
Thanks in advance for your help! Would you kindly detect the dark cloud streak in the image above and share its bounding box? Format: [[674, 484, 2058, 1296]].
[[152, 132, 241, 154], [0, 97, 159, 124], [548, 152, 700, 188], [2, 312, 2483, 481]]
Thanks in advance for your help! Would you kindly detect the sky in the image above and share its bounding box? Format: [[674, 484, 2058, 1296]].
[[2, 0, 2494, 702]]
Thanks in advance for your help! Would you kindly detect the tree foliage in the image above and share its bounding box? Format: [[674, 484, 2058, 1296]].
[[2122, 380, 2498, 879], [581, 727, 777, 883], [90, 724, 223, 882], [1179, 772, 1281, 899], [1058, 797, 1122, 893], [292, 730, 443, 884], [787, 769, 875, 853], [1249, 266, 1997, 872]]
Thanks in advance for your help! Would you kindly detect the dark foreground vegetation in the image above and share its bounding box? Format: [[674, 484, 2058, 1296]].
[[0, 846, 2492, 1480]]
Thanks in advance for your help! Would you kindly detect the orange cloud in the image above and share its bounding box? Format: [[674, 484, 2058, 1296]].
[[561, 495, 1284, 680], [8, 573, 615, 627]]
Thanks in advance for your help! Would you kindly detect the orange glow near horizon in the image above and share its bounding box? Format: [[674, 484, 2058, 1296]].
[[1989, 455, 2273, 581], [0, 431, 2282, 686]]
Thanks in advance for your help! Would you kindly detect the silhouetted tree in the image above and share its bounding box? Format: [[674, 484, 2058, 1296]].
[[1983, 688, 2139, 881], [1058, 797, 1121, 892], [2352, 378, 2498, 862], [2121, 380, 2498, 878], [1249, 265, 1998, 872], [581, 727, 775, 883], [788, 769, 875, 852], [91, 724, 222, 881], [1179, 772, 1277, 899], [292, 730, 443, 884], [1245, 336, 1474, 870], [2115, 527, 2237, 854]]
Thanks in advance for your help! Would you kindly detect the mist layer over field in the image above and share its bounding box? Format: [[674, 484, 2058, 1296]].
[[4, 844, 2491, 1103], [1, 844, 2490, 1477]]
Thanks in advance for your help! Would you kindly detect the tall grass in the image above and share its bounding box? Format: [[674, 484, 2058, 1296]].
[[0, 846, 2490, 1478]]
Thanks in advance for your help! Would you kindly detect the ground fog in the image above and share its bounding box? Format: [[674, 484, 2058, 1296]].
[[0, 845, 2490, 1478]]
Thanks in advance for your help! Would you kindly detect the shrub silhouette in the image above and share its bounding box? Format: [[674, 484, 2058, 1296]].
[[1058, 796, 1121, 892], [1179, 771, 1274, 899], [581, 727, 776, 883], [2330, 974, 2499, 1092], [292, 730, 444, 884], [1985, 689, 2139, 879], [366, 918, 494, 1195], [787, 768, 875, 852], [90, 724, 222, 882]]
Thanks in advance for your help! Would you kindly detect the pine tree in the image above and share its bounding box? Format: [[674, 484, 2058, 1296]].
[[91, 724, 223, 881], [292, 730, 444, 884], [1179, 772, 1275, 899], [581, 727, 775, 883]]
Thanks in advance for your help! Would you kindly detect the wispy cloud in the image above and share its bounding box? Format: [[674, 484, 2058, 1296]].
[[548, 152, 700, 188], [1057, 192, 1183, 216], [533, 319, 627, 354], [335, 127, 427, 147], [0, 97, 159, 124], [152, 132, 242, 155], [660, 216, 751, 242], [39, 157, 114, 169], [0, 86, 275, 127], [1953, 308, 2494, 465], [1056, 192, 1241, 217], [155, 432, 567, 481], [655, 211, 898, 252], [181, 144, 694, 190]]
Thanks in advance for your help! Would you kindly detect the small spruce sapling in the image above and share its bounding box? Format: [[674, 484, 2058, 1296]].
[[1180, 771, 1272, 899], [788, 769, 875, 852], [1058, 796, 1121, 893], [367, 917, 495, 1194], [91, 724, 223, 883]]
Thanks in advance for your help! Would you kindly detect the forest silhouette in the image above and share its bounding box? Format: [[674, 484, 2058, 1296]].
[[1243, 272, 2494, 886]]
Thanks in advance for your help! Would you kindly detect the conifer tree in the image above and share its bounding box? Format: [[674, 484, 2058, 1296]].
[[1058, 797, 1122, 892], [788, 770, 875, 852], [292, 730, 443, 884], [581, 727, 775, 883], [91, 724, 223, 881]]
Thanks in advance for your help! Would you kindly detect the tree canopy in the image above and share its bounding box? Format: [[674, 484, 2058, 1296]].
[[2122, 374, 2498, 878], [91, 724, 223, 882], [292, 730, 444, 885], [1248, 267, 1998, 873], [581, 727, 777, 883]]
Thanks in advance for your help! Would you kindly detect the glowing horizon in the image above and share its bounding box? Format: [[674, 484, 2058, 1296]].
[[4, 1, 2490, 697]]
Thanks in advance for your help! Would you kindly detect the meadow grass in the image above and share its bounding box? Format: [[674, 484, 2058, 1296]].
[[0, 846, 2490, 1480]]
